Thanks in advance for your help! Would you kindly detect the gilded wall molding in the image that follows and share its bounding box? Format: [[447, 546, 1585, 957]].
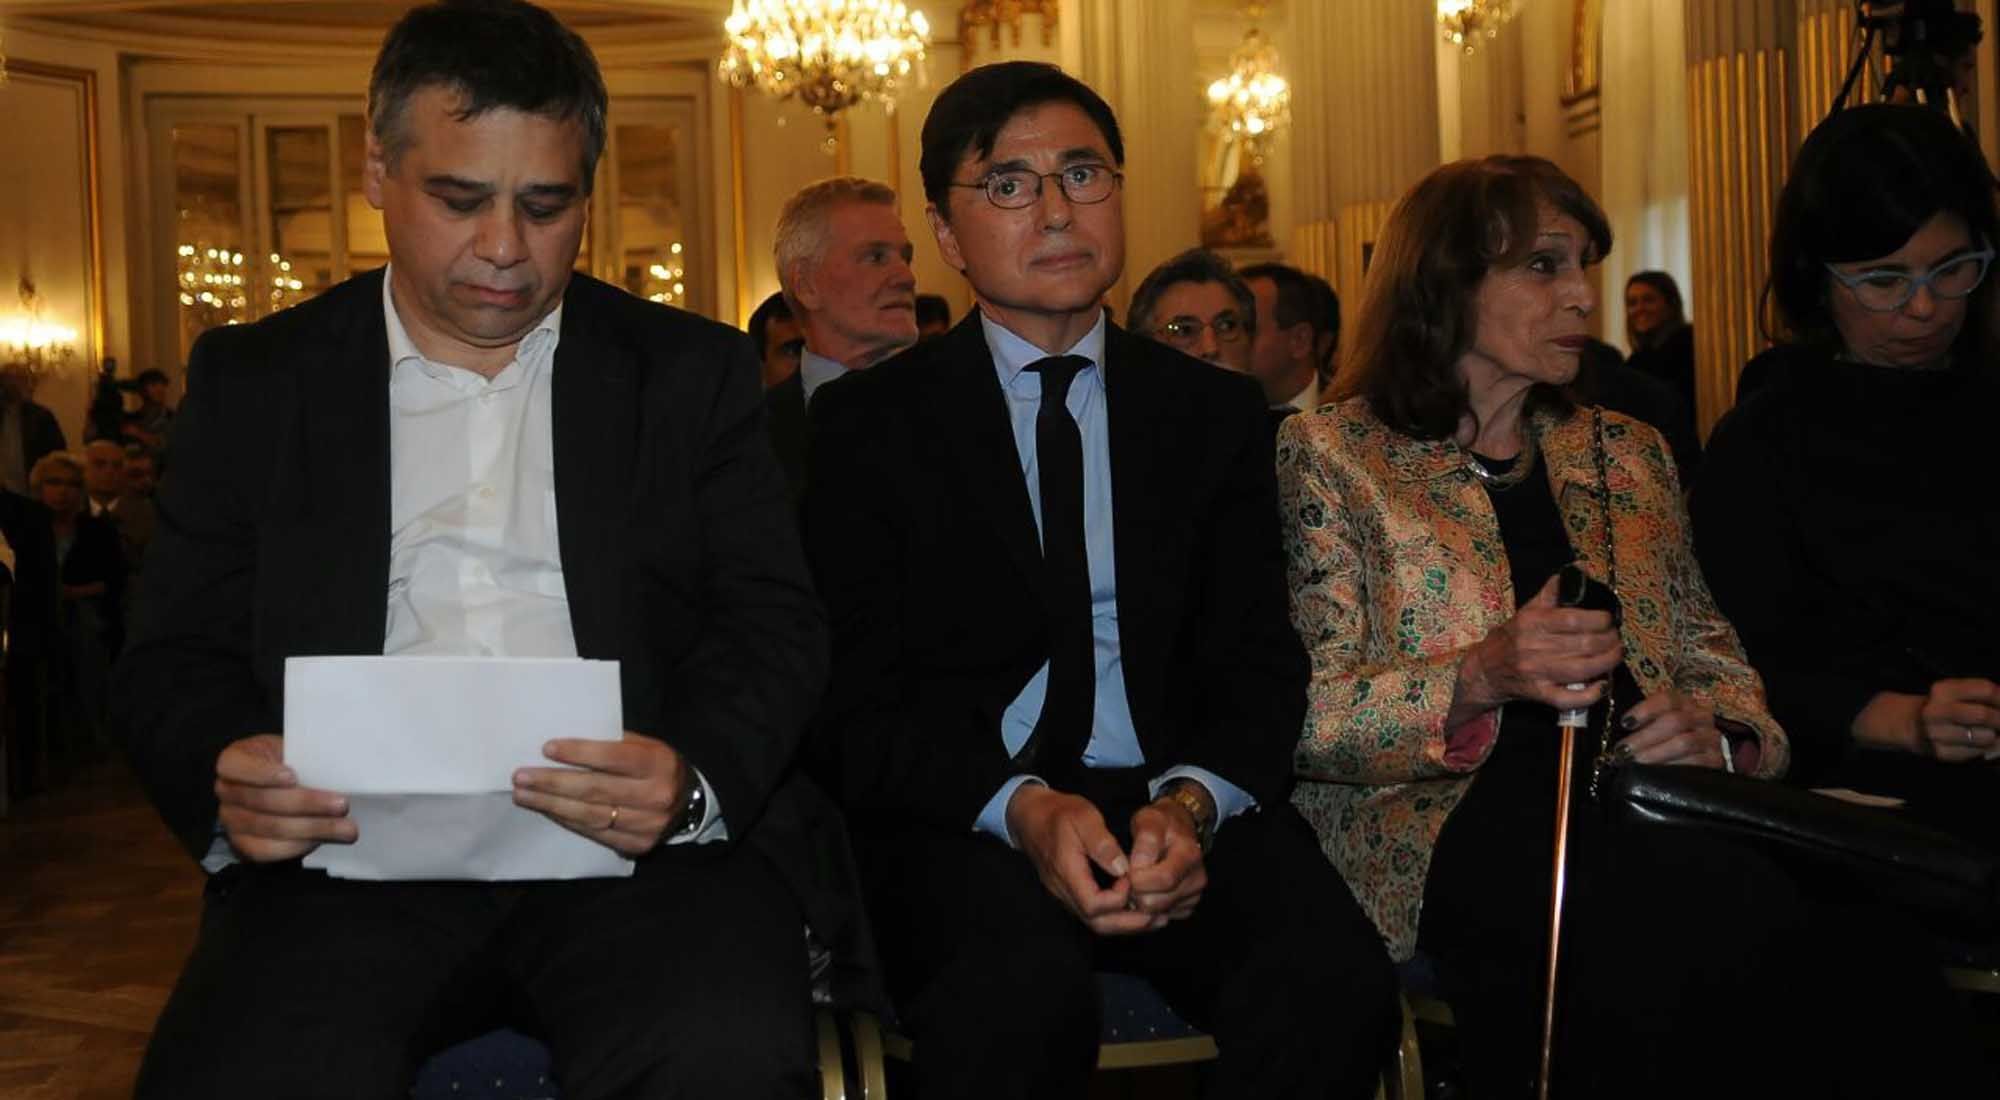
[[728, 87, 750, 326], [4, 58, 106, 367], [1687, 46, 1794, 433], [959, 0, 1059, 69]]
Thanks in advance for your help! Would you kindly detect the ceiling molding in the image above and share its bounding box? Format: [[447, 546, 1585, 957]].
[[0, 0, 727, 15], [8, 11, 726, 67]]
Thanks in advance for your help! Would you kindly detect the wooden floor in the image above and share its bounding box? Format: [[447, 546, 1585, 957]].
[[0, 762, 200, 1099]]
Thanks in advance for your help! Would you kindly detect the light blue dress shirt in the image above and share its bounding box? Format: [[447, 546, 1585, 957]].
[[971, 312, 1256, 844], [799, 348, 851, 406]]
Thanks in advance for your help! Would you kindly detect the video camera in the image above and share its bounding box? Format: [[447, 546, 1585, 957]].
[[1833, 0, 1985, 121]]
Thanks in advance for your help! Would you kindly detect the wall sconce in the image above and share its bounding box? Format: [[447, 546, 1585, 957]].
[[0, 274, 79, 375]]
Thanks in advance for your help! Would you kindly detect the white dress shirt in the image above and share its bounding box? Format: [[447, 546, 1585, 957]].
[[384, 280, 572, 659], [381, 273, 722, 841]]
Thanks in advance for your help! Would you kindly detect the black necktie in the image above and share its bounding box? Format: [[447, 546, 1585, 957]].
[[1018, 355, 1096, 773]]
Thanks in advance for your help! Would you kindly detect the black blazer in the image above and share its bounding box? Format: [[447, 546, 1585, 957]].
[[112, 269, 877, 1001], [802, 313, 1308, 830], [61, 512, 126, 653], [764, 370, 809, 500]]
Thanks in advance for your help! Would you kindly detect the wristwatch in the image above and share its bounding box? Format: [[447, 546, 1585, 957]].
[[1157, 780, 1217, 853], [670, 779, 707, 841]]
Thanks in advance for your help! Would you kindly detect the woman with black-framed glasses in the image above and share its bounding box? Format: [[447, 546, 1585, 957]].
[[1695, 104, 2000, 853]]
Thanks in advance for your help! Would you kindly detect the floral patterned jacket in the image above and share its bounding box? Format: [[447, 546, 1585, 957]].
[[1276, 397, 1787, 960]]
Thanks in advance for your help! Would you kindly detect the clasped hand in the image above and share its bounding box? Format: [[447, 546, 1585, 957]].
[[1911, 678, 2000, 762], [1004, 784, 1207, 936], [214, 730, 688, 862], [1460, 574, 1623, 713], [1461, 575, 1724, 769]]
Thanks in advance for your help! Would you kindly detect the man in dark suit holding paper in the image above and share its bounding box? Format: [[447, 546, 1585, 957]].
[[803, 61, 1397, 1100], [114, 2, 832, 1096]]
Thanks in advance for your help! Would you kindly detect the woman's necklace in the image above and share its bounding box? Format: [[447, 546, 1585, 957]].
[[1463, 425, 1538, 490]]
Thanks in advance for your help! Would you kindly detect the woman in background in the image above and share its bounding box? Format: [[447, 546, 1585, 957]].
[[31, 452, 123, 764], [1623, 270, 1695, 416]]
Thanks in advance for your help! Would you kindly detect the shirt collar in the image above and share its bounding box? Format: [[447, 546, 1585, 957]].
[[798, 347, 851, 406], [979, 309, 1108, 393], [1284, 374, 1321, 413], [382, 264, 562, 387]]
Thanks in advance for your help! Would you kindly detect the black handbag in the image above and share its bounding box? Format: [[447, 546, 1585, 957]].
[[1569, 407, 2000, 937], [1603, 763, 2000, 935]]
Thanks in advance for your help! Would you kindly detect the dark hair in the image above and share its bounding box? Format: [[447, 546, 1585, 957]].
[[369, 0, 608, 194], [1306, 273, 1341, 373], [1239, 262, 1323, 334], [136, 368, 171, 387], [915, 294, 951, 329], [1335, 155, 1612, 440], [920, 62, 1123, 213], [1127, 248, 1256, 338], [747, 291, 793, 355], [1623, 270, 1687, 351], [1766, 103, 2000, 360]]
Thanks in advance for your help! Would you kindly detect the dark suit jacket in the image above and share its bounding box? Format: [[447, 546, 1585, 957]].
[[0, 490, 58, 659], [1574, 339, 1703, 481], [764, 370, 809, 500], [113, 268, 879, 1004], [106, 493, 157, 578], [61, 512, 126, 654], [802, 313, 1308, 830]]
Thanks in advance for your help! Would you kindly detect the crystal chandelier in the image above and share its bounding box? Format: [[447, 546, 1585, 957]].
[[177, 244, 308, 330], [642, 242, 687, 308], [0, 275, 79, 376], [717, 0, 932, 153], [1207, 27, 1291, 165], [177, 244, 250, 331], [1437, 0, 1523, 55]]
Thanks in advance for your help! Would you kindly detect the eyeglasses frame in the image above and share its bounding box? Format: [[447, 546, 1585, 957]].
[[1823, 246, 1996, 313], [946, 164, 1126, 211]]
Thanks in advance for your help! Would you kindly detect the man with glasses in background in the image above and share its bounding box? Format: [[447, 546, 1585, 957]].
[[802, 61, 1397, 1100], [1126, 247, 1255, 374]]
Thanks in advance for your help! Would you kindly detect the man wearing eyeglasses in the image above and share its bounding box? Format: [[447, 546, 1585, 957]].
[[1126, 247, 1256, 374], [802, 61, 1396, 1100]]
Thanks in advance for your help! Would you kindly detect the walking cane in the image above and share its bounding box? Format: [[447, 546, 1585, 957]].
[[1537, 719, 1580, 1100], [1539, 557, 1599, 1100], [1540, 413, 1619, 1099]]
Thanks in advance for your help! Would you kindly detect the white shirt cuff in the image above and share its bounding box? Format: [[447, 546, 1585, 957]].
[[973, 775, 1045, 847]]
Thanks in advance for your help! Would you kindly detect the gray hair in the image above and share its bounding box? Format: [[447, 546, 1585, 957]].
[[1127, 248, 1257, 337], [28, 452, 82, 496], [773, 177, 900, 311]]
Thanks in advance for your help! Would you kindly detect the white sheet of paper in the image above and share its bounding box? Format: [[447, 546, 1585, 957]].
[[284, 655, 633, 881]]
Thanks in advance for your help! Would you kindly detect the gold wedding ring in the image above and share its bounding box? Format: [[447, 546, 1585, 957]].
[[605, 805, 621, 831]]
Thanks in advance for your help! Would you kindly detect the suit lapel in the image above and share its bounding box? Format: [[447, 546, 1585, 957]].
[[930, 315, 1049, 606], [1103, 326, 1170, 646], [296, 270, 393, 653], [551, 279, 641, 658]]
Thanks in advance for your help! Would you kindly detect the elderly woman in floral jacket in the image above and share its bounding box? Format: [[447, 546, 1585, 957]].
[[1278, 156, 1983, 1099]]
